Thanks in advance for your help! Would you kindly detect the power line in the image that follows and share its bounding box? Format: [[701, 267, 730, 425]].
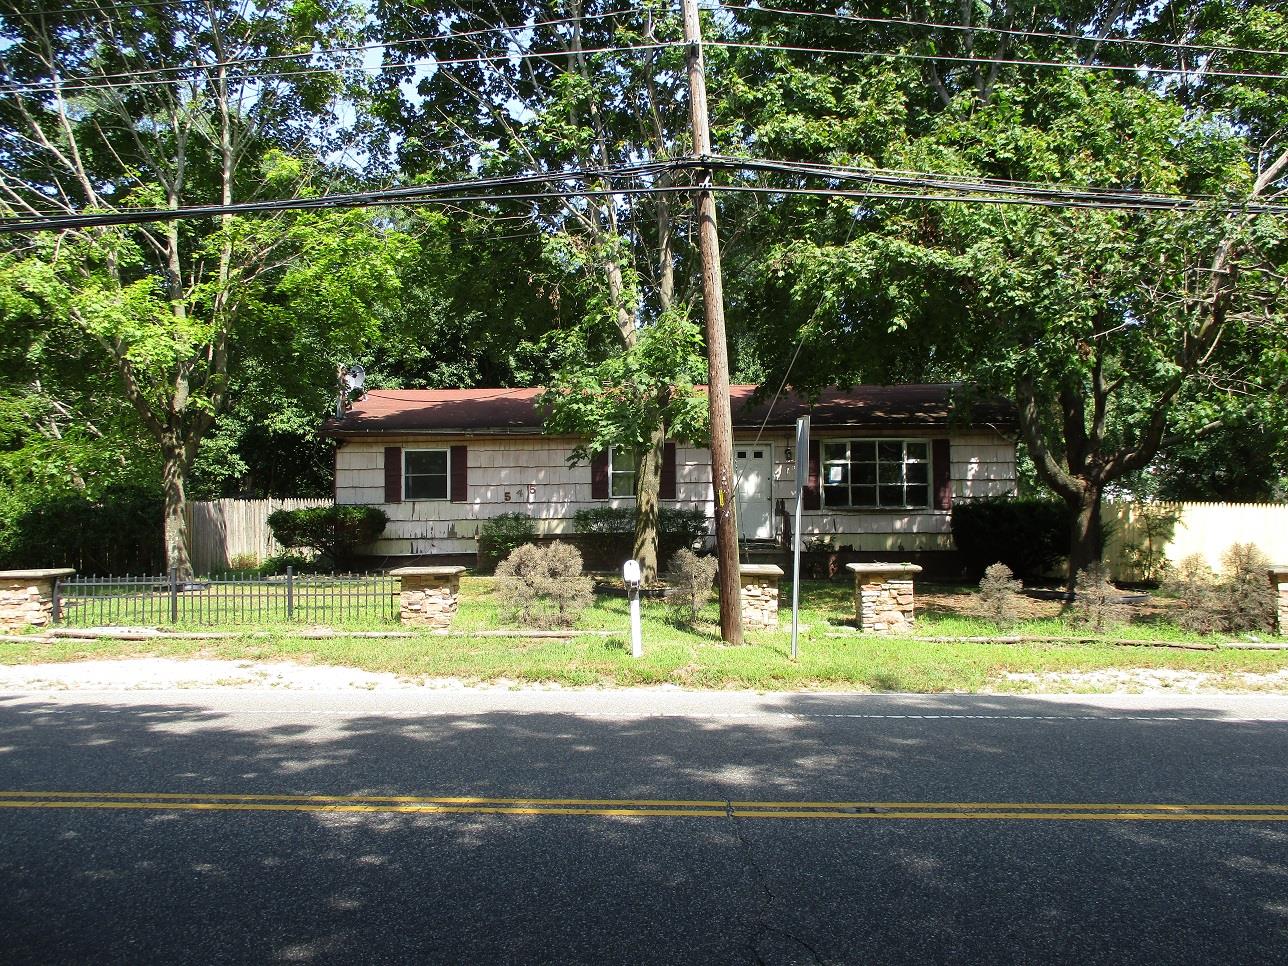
[[715, 2, 1288, 62], [0, 6, 648, 92], [0, 0, 213, 19], [0, 40, 679, 96], [717, 157, 1237, 209], [5, 157, 1282, 235], [0, 160, 686, 233], [707, 40, 1288, 83], [724, 155, 1219, 201]]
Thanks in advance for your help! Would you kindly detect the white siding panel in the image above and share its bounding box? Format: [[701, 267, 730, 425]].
[[333, 428, 1017, 556], [336, 486, 383, 506], [336, 449, 380, 471]]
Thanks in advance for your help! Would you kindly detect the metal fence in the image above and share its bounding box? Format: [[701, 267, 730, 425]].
[[54, 569, 399, 628]]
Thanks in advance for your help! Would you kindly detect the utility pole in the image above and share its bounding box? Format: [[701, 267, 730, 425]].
[[682, 0, 743, 646]]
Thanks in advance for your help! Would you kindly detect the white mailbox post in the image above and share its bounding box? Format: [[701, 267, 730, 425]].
[[623, 559, 643, 659]]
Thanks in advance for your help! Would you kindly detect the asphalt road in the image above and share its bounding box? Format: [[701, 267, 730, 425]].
[[2, 688, 1287, 966]]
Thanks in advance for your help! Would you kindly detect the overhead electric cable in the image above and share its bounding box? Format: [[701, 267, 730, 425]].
[[0, 6, 648, 91], [0, 40, 680, 96], [715, 3, 1288, 61], [706, 40, 1288, 82], [4, 157, 1286, 234]]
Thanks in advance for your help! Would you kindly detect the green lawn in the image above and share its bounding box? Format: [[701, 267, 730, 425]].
[[6, 577, 1287, 693]]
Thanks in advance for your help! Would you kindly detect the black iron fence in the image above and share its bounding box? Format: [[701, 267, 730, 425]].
[[54, 569, 399, 627]]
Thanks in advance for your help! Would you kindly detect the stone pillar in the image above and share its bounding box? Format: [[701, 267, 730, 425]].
[[846, 563, 923, 633], [1271, 567, 1288, 637], [0, 569, 75, 631], [390, 566, 467, 629], [739, 564, 783, 629]]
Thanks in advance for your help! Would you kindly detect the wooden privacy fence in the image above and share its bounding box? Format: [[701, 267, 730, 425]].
[[1103, 501, 1288, 582], [186, 498, 332, 575]]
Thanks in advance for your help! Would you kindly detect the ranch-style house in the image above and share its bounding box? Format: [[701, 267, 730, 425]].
[[321, 384, 1017, 565]]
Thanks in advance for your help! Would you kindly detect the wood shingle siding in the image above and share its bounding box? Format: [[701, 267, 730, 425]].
[[336, 430, 1017, 557]]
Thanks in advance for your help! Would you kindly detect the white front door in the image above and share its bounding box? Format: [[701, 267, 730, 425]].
[[734, 444, 773, 540]]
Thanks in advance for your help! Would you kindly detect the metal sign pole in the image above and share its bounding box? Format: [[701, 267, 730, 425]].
[[791, 415, 809, 661]]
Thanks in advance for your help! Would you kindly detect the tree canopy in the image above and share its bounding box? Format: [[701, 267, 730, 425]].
[[2, 0, 1285, 575]]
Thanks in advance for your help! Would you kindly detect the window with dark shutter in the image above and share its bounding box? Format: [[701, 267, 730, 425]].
[[660, 442, 677, 500], [450, 444, 468, 502], [803, 442, 821, 510], [932, 438, 952, 510], [383, 446, 402, 503], [591, 449, 609, 499]]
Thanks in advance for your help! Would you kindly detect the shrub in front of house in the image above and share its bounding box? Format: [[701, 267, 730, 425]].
[[1167, 544, 1278, 634], [1163, 554, 1223, 634], [266, 506, 387, 570], [1069, 564, 1129, 633], [665, 548, 719, 625], [494, 541, 593, 628], [951, 498, 1072, 581], [1217, 543, 1278, 633], [478, 513, 537, 573], [572, 506, 708, 567], [978, 562, 1024, 629]]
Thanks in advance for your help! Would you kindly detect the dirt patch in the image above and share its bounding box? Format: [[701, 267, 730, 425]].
[[1000, 668, 1288, 694], [917, 583, 1183, 626]]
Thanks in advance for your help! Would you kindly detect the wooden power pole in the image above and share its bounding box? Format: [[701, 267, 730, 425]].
[[682, 0, 743, 646]]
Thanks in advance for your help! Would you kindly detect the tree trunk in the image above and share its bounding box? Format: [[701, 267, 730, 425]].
[[162, 446, 193, 581], [634, 424, 666, 583], [1065, 486, 1103, 592]]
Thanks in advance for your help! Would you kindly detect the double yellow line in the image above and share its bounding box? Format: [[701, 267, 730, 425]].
[[2, 790, 1287, 822]]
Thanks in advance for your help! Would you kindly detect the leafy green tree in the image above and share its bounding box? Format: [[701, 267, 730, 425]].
[[369, 1, 706, 580], [0, 1, 416, 577], [713, 4, 1288, 586]]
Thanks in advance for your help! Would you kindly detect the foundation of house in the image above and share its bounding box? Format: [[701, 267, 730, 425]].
[[846, 562, 923, 633]]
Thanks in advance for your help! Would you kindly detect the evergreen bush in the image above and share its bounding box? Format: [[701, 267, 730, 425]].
[[1218, 543, 1278, 633], [1069, 563, 1128, 633], [0, 484, 164, 574], [478, 513, 537, 573], [266, 505, 387, 570], [1163, 545, 1276, 634], [951, 498, 1072, 581], [572, 505, 708, 565], [664, 548, 719, 625], [978, 562, 1024, 629], [494, 541, 594, 628], [1163, 554, 1224, 634]]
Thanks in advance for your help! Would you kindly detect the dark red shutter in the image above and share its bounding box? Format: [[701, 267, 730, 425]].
[[384, 446, 402, 504], [932, 437, 952, 510], [803, 440, 821, 510], [591, 449, 610, 499], [450, 444, 468, 502], [660, 442, 677, 500]]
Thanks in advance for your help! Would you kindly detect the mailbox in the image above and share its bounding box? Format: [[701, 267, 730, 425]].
[[622, 559, 641, 589]]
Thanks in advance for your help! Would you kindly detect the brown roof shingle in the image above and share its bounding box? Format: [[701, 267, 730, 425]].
[[322, 384, 1014, 436]]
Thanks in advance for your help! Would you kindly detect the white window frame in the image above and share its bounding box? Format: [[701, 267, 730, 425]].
[[608, 444, 637, 500], [403, 447, 450, 501], [821, 438, 932, 510]]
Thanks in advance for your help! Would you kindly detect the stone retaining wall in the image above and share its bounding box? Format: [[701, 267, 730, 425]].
[[1273, 568, 1288, 636], [390, 566, 465, 629], [847, 563, 923, 633], [0, 569, 75, 631]]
